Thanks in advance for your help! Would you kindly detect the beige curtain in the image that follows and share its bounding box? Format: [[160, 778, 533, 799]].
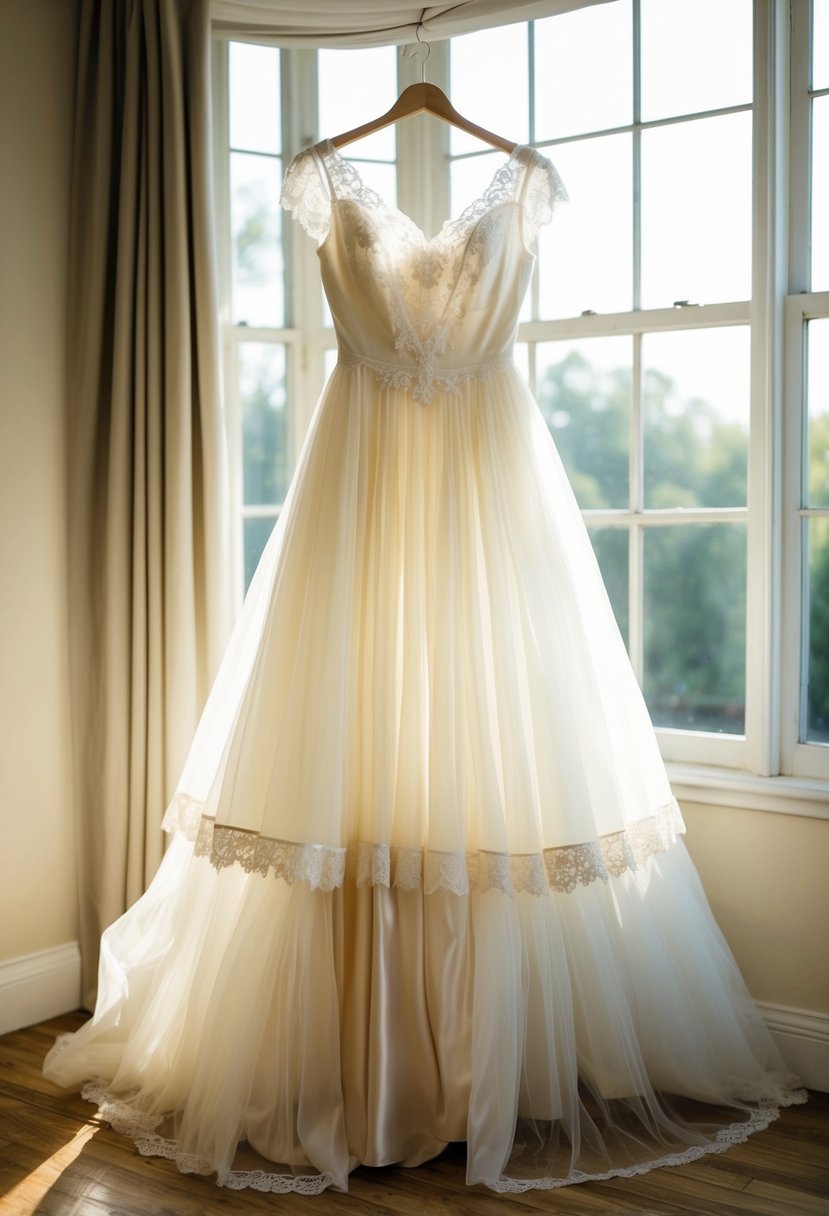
[[211, 0, 613, 46], [68, 0, 231, 1007]]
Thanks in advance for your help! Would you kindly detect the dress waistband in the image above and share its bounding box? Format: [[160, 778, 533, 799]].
[[336, 351, 515, 405]]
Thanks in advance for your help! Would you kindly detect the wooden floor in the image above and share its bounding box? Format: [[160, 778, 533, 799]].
[[0, 1014, 826, 1216]]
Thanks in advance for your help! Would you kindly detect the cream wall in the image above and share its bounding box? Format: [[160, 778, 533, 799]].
[[0, 0, 79, 962], [681, 802, 829, 1014]]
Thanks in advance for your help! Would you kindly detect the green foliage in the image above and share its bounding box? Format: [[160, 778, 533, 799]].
[[243, 375, 289, 508], [538, 351, 754, 733], [235, 182, 278, 284]]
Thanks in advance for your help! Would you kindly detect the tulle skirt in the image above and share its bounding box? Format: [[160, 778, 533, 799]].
[[44, 362, 805, 1192]]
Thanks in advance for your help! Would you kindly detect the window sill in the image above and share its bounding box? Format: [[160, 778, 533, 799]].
[[666, 764, 829, 821]]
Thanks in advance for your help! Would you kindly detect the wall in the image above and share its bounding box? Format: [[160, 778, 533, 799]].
[[682, 800, 829, 1089], [0, 0, 80, 1024], [682, 802, 829, 1014]]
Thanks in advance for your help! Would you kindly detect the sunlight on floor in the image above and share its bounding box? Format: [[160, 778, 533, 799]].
[[0, 1120, 102, 1215]]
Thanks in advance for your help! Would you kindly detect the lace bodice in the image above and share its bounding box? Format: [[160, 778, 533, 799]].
[[281, 140, 567, 403]]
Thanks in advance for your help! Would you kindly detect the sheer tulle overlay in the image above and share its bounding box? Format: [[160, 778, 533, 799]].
[[44, 142, 805, 1193]]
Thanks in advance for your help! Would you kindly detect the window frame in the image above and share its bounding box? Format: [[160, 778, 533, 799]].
[[209, 0, 829, 809], [781, 0, 829, 780]]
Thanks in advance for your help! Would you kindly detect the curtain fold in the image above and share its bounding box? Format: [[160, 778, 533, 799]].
[[210, 0, 612, 47], [67, 0, 231, 1007]]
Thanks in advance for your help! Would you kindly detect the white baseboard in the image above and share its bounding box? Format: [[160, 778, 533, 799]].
[[0, 944, 826, 1094], [757, 1001, 829, 1093], [0, 941, 81, 1036]]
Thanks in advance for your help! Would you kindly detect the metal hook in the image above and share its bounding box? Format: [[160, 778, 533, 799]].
[[408, 19, 431, 83]]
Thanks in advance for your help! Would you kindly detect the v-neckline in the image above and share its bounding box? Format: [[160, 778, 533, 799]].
[[318, 138, 528, 248]]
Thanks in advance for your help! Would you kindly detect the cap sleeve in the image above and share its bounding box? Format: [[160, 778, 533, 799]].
[[280, 148, 331, 245], [520, 152, 568, 245]]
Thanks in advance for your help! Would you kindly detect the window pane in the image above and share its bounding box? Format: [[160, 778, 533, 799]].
[[450, 151, 501, 218], [231, 153, 283, 327], [243, 516, 277, 592], [239, 343, 289, 506], [536, 337, 631, 509], [814, 0, 829, 90], [813, 96, 829, 290], [449, 23, 528, 155], [806, 516, 829, 743], [537, 134, 632, 317], [641, 113, 751, 308], [318, 48, 398, 160], [534, 2, 631, 141], [641, 0, 752, 121], [807, 318, 829, 508], [346, 160, 397, 208], [588, 526, 629, 645], [229, 43, 280, 155], [644, 524, 746, 734], [643, 328, 749, 509]]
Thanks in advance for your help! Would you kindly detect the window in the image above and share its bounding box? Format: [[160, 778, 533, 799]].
[[212, 0, 829, 787], [214, 41, 400, 595], [447, 3, 754, 768]]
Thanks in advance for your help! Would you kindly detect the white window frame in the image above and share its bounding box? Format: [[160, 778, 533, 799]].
[[209, 0, 829, 817], [781, 0, 829, 781]]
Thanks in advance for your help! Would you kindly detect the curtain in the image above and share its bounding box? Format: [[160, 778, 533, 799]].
[[210, 0, 613, 47], [68, 0, 231, 1007]]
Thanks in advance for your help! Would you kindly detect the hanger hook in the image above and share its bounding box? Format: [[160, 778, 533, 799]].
[[409, 19, 431, 84]]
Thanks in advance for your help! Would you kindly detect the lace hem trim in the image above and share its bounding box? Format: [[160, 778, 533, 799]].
[[54, 1031, 804, 1200], [162, 795, 687, 897], [484, 1091, 808, 1193], [79, 1080, 335, 1194], [336, 351, 513, 400]]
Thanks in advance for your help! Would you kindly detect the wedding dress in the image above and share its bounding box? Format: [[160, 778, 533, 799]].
[[44, 138, 806, 1194]]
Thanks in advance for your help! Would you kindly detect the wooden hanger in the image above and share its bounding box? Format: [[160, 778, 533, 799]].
[[329, 32, 516, 155]]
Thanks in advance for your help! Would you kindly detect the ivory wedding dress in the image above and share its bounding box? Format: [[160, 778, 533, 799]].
[[44, 139, 806, 1194]]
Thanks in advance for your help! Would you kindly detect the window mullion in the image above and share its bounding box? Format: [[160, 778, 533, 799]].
[[740, 0, 787, 775], [782, 0, 820, 775], [211, 38, 245, 611], [789, 0, 812, 292], [397, 38, 450, 238], [632, 0, 642, 313], [283, 48, 322, 446], [629, 330, 644, 683]]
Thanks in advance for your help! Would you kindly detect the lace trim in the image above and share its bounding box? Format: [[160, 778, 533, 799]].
[[485, 1092, 808, 1193], [60, 1037, 805, 1198], [336, 351, 511, 399], [164, 793, 686, 897], [78, 1080, 335, 1194], [280, 147, 331, 244], [195, 823, 347, 890], [522, 156, 568, 243]]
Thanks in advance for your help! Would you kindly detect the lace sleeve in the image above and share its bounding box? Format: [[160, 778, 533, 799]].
[[280, 148, 330, 245], [521, 153, 568, 245]]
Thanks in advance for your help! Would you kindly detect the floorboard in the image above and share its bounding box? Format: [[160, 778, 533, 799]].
[[0, 1013, 826, 1216]]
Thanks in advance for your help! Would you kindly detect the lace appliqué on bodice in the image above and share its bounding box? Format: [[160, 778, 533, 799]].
[[281, 141, 567, 404], [162, 793, 685, 897]]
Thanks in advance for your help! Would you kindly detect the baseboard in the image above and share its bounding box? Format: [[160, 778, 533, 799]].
[[757, 1001, 829, 1093], [0, 942, 81, 1036]]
